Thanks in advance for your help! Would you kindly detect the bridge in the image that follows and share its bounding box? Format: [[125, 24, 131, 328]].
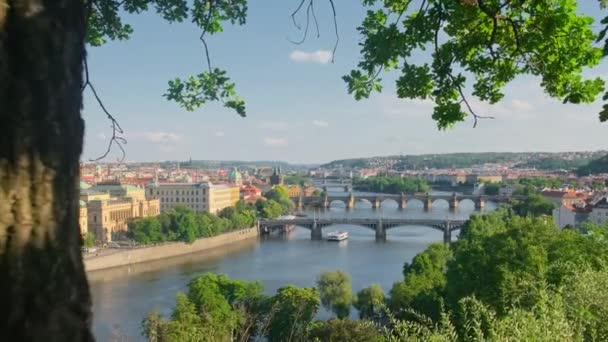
[[259, 217, 468, 243], [297, 192, 522, 211]]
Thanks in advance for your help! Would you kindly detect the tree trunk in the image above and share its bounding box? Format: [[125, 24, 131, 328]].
[[0, 0, 92, 340]]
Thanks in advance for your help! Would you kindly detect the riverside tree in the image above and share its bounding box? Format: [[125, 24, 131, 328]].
[[2, 0, 608, 339], [317, 270, 353, 319]]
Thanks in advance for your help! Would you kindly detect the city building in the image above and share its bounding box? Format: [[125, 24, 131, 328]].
[[241, 184, 262, 203], [588, 196, 608, 226], [87, 197, 160, 242], [287, 185, 301, 199], [79, 200, 88, 236], [145, 181, 240, 214], [552, 203, 590, 228], [209, 184, 241, 213], [270, 167, 283, 186], [82, 183, 160, 242], [229, 167, 243, 186], [146, 182, 211, 213]]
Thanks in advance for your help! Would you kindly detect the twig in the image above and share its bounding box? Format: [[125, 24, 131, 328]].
[[310, 0, 320, 38], [290, 0, 307, 30], [328, 0, 339, 62], [82, 58, 126, 161], [288, 1, 312, 44]]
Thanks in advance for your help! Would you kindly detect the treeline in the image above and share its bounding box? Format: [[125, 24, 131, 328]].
[[129, 186, 295, 244], [353, 175, 430, 194], [577, 154, 608, 175], [143, 207, 608, 341], [322, 151, 606, 171]]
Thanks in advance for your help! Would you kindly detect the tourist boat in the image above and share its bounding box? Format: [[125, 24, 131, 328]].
[[326, 231, 348, 241]]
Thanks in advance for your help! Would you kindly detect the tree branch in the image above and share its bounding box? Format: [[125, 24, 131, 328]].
[[328, 0, 339, 63], [82, 58, 127, 161]]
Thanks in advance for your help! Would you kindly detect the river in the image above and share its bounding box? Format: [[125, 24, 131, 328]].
[[89, 189, 497, 341]]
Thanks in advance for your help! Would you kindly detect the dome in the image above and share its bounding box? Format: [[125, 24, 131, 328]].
[[229, 167, 243, 184]]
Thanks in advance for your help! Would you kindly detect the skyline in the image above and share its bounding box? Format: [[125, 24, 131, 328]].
[[83, 1, 608, 164]]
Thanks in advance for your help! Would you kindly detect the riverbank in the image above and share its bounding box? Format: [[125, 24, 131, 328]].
[[84, 227, 259, 272]]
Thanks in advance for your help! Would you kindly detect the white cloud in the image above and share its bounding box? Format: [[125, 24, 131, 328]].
[[312, 120, 329, 128], [215, 131, 225, 137], [289, 49, 333, 64], [258, 121, 289, 131], [263, 137, 288, 147], [133, 131, 183, 144]]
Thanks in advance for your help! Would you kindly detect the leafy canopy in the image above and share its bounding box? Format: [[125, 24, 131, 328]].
[[87, 0, 247, 116], [89, 0, 608, 128]]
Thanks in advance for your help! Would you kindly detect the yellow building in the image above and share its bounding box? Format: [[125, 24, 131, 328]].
[[87, 197, 160, 242], [79, 200, 88, 236], [82, 183, 160, 242], [209, 184, 241, 214], [477, 175, 503, 184], [145, 181, 240, 214]]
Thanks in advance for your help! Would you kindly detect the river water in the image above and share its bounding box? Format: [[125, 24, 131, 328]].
[[89, 189, 496, 341]]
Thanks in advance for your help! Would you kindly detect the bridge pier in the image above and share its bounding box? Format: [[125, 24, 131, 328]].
[[475, 196, 485, 209], [297, 195, 303, 211], [424, 197, 432, 211], [449, 193, 459, 210], [443, 224, 452, 244], [399, 193, 407, 210], [311, 223, 322, 240], [323, 193, 329, 209], [372, 197, 381, 210], [375, 220, 386, 242], [345, 193, 355, 210]]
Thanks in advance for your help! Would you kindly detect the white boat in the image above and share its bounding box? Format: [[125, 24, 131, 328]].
[[326, 231, 348, 241]]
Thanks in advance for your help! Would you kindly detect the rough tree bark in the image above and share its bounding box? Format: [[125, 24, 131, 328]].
[[0, 0, 93, 340]]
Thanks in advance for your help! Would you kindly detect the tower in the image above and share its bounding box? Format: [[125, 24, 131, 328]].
[[270, 166, 283, 186]]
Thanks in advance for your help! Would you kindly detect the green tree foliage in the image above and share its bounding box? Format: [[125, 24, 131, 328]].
[[142, 273, 265, 341], [353, 176, 430, 194], [483, 182, 501, 196], [88, 0, 247, 116], [389, 243, 452, 321], [84, 232, 96, 248], [518, 177, 564, 189], [353, 284, 385, 320], [128, 202, 255, 244], [284, 175, 312, 186], [346, 0, 605, 128], [324, 152, 607, 171], [562, 268, 608, 340], [255, 199, 284, 219], [317, 271, 354, 319], [267, 285, 320, 342], [446, 212, 608, 317], [512, 193, 556, 217], [577, 154, 608, 176], [385, 290, 584, 342], [264, 185, 295, 212], [308, 319, 382, 342]]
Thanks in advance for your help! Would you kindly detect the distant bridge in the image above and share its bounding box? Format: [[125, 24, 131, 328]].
[[296, 192, 522, 211], [259, 217, 468, 243]]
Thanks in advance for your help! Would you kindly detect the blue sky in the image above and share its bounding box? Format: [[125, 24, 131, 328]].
[[83, 1, 608, 164]]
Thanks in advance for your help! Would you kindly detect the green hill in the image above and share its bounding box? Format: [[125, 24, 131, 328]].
[[576, 154, 608, 175]]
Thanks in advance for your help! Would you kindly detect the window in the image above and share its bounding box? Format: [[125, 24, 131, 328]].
[[157, 191, 159, 195], [196, 190, 199, 195], [93, 215, 97, 223], [176, 198, 180, 202]]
